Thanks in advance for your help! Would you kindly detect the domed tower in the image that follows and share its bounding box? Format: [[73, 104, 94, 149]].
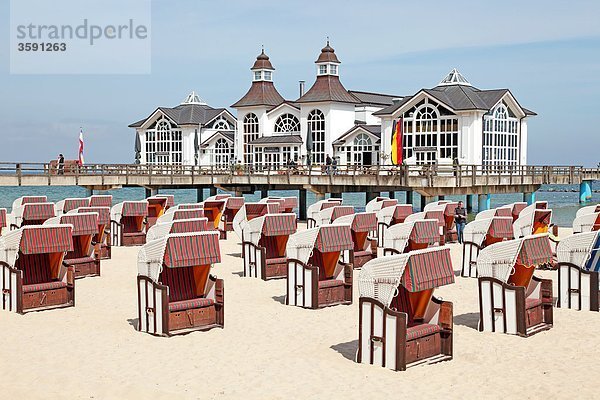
[[232, 49, 286, 165], [297, 41, 359, 165]]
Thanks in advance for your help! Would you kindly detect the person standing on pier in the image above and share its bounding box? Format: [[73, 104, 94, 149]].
[[455, 201, 467, 244], [57, 153, 65, 175], [325, 154, 332, 175]]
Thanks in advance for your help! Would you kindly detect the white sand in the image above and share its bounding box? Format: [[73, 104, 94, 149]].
[[0, 226, 597, 399]]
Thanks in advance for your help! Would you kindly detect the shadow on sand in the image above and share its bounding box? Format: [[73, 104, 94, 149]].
[[454, 312, 480, 330], [272, 295, 286, 304], [330, 340, 358, 361], [127, 318, 139, 330]]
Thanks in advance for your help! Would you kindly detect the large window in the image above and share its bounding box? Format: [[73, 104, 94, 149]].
[[212, 117, 232, 131], [243, 113, 259, 165], [401, 100, 458, 165], [352, 133, 378, 166], [274, 114, 300, 135], [213, 138, 233, 169], [483, 103, 519, 168], [145, 118, 182, 165], [308, 109, 325, 164]]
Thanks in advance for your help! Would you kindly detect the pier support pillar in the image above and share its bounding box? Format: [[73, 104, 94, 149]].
[[260, 189, 268, 199], [421, 196, 433, 211], [406, 190, 413, 205], [438, 195, 445, 201], [85, 188, 93, 197], [580, 180, 593, 203], [466, 194, 475, 213], [209, 187, 217, 197], [235, 190, 243, 197], [365, 191, 380, 204], [388, 191, 395, 200], [478, 194, 491, 212], [196, 188, 204, 203], [299, 189, 307, 221], [523, 192, 536, 205], [145, 188, 158, 198]]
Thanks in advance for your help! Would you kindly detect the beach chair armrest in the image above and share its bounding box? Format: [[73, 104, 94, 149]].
[[532, 275, 553, 304], [383, 247, 401, 256]]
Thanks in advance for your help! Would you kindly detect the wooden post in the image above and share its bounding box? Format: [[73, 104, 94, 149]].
[[389, 191, 395, 199], [421, 195, 433, 211], [406, 190, 413, 205], [196, 187, 204, 203], [299, 189, 307, 221], [365, 191, 380, 203], [466, 194, 475, 213], [261, 189, 268, 198]]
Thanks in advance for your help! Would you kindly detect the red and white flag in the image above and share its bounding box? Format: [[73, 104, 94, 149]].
[[78, 128, 85, 165]]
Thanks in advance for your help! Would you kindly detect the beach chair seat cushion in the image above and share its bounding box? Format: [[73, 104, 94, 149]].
[[406, 323, 441, 341], [318, 279, 345, 289], [354, 250, 372, 258], [63, 256, 95, 265], [265, 257, 287, 265], [168, 298, 214, 312], [22, 281, 67, 293]]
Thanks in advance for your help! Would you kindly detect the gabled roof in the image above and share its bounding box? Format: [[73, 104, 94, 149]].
[[266, 101, 300, 115], [349, 90, 403, 107], [201, 131, 234, 147], [249, 135, 303, 145], [333, 124, 381, 145], [232, 81, 286, 108], [296, 75, 360, 104], [129, 104, 230, 128]]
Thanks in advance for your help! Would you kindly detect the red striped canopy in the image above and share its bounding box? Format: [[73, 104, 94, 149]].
[[89, 195, 112, 207], [381, 199, 398, 209], [225, 197, 245, 210], [320, 202, 338, 211], [163, 233, 221, 268], [411, 220, 439, 244], [203, 200, 225, 211], [442, 202, 458, 217], [266, 199, 286, 208], [20, 225, 73, 254], [245, 203, 270, 218], [393, 205, 414, 220], [315, 225, 353, 253], [60, 213, 98, 236], [351, 212, 377, 233], [62, 198, 89, 213], [77, 206, 110, 226], [21, 196, 47, 204], [512, 203, 527, 217], [401, 247, 454, 292], [156, 195, 175, 207], [489, 217, 513, 239], [122, 201, 148, 216], [535, 210, 552, 225], [495, 208, 512, 218], [22, 203, 55, 221], [282, 197, 298, 209], [331, 206, 355, 221], [517, 235, 553, 266], [178, 203, 203, 210], [0, 208, 6, 228], [173, 209, 205, 220], [147, 197, 168, 207], [262, 214, 297, 236], [214, 194, 231, 200], [424, 210, 445, 227], [170, 218, 209, 234]]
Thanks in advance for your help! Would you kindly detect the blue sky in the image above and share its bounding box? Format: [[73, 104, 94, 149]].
[[0, 0, 599, 165]]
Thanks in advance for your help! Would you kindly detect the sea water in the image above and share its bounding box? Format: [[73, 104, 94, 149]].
[[0, 183, 597, 227]]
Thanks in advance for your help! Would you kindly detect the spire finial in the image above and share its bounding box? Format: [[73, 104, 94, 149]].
[[261, 44, 264, 53], [326, 36, 329, 46]]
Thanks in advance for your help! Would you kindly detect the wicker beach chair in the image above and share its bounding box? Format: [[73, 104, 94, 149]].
[[334, 212, 378, 269], [382, 219, 439, 255], [357, 246, 454, 371], [424, 201, 459, 243], [365, 196, 397, 213], [573, 212, 600, 233], [110, 201, 148, 246], [242, 213, 297, 280], [520, 201, 548, 217], [306, 198, 343, 228], [376, 204, 413, 247], [556, 231, 600, 311], [156, 208, 205, 225], [146, 218, 209, 241], [45, 212, 100, 278], [0, 224, 75, 313], [202, 200, 226, 238], [164, 203, 203, 214], [69, 206, 112, 260], [313, 205, 355, 227], [461, 217, 514, 277], [88, 194, 113, 208], [11, 196, 47, 211], [476, 234, 553, 336], [285, 225, 354, 309], [260, 196, 298, 213], [475, 205, 513, 220], [10, 202, 56, 229], [55, 198, 90, 215], [405, 210, 445, 244], [218, 197, 245, 240], [513, 209, 553, 238], [505, 202, 528, 221], [232, 202, 281, 241], [137, 231, 223, 336], [146, 196, 170, 229]]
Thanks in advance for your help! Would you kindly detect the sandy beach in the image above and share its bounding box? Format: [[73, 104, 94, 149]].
[[0, 225, 596, 399]]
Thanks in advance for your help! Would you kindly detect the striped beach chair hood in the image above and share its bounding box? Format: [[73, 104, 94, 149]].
[[383, 219, 439, 251], [556, 230, 599, 269], [88, 194, 113, 208], [233, 203, 280, 240], [69, 206, 111, 226], [111, 201, 148, 222], [0, 224, 73, 266], [55, 198, 90, 215], [464, 217, 514, 246], [11, 196, 47, 211], [245, 213, 297, 246], [287, 224, 353, 265], [13, 202, 56, 224], [365, 197, 397, 213], [46, 212, 99, 236], [334, 212, 377, 233], [146, 218, 209, 241], [513, 209, 552, 238], [306, 198, 343, 221]]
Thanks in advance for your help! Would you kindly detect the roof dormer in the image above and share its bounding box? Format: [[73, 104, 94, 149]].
[[315, 40, 340, 77]]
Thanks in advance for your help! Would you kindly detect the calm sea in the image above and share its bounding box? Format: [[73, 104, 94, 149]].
[[1, 183, 598, 227]]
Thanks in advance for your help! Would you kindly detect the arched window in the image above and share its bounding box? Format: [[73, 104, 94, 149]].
[[274, 113, 300, 135], [145, 117, 182, 165], [214, 138, 232, 168], [483, 103, 519, 168], [308, 109, 325, 164], [243, 113, 259, 165], [352, 133, 375, 165], [212, 117, 231, 131]]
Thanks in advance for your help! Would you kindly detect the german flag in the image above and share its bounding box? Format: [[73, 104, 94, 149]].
[[391, 118, 403, 165]]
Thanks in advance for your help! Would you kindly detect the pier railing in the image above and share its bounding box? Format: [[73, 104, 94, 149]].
[[0, 162, 597, 188]]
